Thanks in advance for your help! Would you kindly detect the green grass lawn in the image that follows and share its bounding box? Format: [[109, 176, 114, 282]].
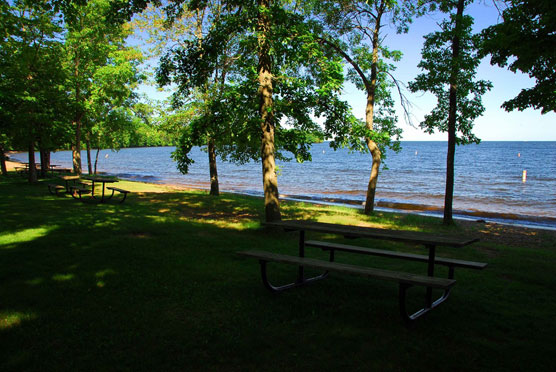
[[1, 174, 555, 371]]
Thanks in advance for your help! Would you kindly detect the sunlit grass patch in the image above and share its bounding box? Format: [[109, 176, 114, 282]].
[[25, 277, 44, 286], [0, 311, 37, 330], [95, 269, 116, 278], [0, 226, 54, 248], [51, 273, 75, 282]]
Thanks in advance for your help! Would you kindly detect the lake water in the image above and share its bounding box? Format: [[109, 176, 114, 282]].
[[13, 141, 556, 229]]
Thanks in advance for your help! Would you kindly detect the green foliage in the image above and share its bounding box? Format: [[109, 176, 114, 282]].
[[309, 0, 414, 161], [409, 5, 492, 145], [0, 0, 69, 151], [62, 0, 145, 169], [157, 0, 353, 174], [481, 0, 556, 113]]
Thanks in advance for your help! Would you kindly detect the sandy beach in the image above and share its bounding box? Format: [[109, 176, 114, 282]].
[[5, 160, 20, 172]]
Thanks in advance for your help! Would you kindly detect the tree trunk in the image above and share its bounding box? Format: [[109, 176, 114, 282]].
[[94, 148, 100, 175], [28, 140, 37, 183], [86, 135, 92, 175], [39, 146, 49, 178], [0, 143, 7, 176], [363, 0, 385, 215], [444, 0, 465, 226], [208, 137, 220, 196], [72, 54, 82, 175], [258, 0, 281, 222], [72, 115, 82, 174]]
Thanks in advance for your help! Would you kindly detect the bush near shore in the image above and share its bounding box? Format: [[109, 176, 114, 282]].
[[1, 174, 555, 371]]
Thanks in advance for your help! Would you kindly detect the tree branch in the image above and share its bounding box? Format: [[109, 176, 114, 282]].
[[386, 70, 415, 128], [318, 37, 371, 94]]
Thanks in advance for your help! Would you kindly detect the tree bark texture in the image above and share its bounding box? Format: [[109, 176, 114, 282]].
[[363, 0, 385, 215], [28, 140, 37, 183], [39, 146, 49, 178], [1, 144, 8, 175], [208, 137, 220, 196], [72, 54, 82, 175], [95, 148, 100, 175], [72, 116, 82, 175], [444, 0, 465, 225], [258, 0, 281, 222], [86, 136, 93, 175]]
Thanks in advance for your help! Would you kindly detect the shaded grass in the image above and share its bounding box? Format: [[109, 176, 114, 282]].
[[1, 175, 556, 371]]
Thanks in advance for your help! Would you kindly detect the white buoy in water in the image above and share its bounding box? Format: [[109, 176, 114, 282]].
[[522, 170, 527, 182]]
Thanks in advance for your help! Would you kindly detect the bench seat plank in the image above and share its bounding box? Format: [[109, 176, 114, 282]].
[[105, 186, 130, 203], [48, 184, 65, 196], [106, 186, 129, 193], [305, 240, 487, 270], [70, 186, 91, 193], [238, 250, 455, 289]]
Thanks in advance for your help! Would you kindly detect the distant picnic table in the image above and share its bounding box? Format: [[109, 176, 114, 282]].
[[238, 220, 487, 324], [48, 175, 130, 203], [83, 176, 130, 203]]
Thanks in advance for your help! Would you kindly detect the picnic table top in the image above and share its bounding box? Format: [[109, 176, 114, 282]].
[[83, 176, 117, 183], [264, 220, 479, 248], [58, 175, 80, 181]]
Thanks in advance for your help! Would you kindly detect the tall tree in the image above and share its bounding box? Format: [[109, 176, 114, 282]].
[[0, 0, 66, 182], [482, 0, 556, 113], [257, 0, 281, 220], [311, 0, 413, 214], [409, 0, 492, 225], [158, 0, 349, 221], [135, 1, 226, 196], [63, 0, 142, 174]]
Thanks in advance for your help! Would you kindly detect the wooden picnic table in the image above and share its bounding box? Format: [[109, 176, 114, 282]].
[[58, 175, 80, 192], [238, 220, 486, 324], [17, 163, 61, 175], [83, 176, 118, 203]]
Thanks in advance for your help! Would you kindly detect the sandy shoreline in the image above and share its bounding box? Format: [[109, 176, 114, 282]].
[[5, 160, 21, 172]]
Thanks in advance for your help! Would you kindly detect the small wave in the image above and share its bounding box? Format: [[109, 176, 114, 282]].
[[115, 173, 160, 182]]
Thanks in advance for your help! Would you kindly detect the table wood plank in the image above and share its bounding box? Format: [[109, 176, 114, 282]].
[[264, 220, 478, 247]]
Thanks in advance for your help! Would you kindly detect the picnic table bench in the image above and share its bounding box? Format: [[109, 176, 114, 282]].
[[47, 184, 65, 196], [106, 186, 130, 203], [237, 220, 486, 325], [70, 185, 92, 199]]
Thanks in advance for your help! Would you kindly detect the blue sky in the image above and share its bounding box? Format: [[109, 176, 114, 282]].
[[341, 2, 555, 141]]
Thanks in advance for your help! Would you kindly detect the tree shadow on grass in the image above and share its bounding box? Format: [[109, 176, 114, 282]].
[[2, 178, 556, 371]]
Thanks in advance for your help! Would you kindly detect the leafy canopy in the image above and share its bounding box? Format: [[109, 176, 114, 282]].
[[481, 0, 556, 113]]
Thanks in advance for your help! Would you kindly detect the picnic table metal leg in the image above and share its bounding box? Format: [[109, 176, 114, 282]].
[[297, 230, 305, 283], [399, 282, 453, 325], [259, 259, 328, 293], [425, 244, 436, 308], [296, 230, 329, 285], [91, 181, 96, 198]]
